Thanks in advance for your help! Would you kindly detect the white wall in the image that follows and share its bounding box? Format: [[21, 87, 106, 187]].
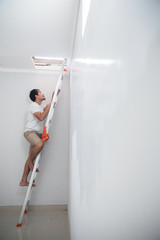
[[0, 0, 79, 69], [69, 0, 160, 240], [0, 71, 69, 205]]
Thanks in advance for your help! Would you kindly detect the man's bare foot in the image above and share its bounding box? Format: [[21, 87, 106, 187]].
[[19, 180, 36, 187]]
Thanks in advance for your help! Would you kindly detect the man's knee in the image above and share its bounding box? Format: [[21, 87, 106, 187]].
[[36, 141, 44, 150]]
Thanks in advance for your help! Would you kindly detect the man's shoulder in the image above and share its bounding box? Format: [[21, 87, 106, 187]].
[[28, 101, 37, 109], [29, 102, 44, 113]]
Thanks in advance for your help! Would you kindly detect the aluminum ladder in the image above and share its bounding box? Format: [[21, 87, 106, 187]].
[[16, 59, 67, 227]]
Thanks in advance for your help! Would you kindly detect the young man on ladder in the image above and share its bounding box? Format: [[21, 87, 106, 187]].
[[17, 59, 66, 227], [19, 89, 54, 187]]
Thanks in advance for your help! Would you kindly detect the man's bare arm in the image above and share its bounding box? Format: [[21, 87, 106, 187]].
[[34, 91, 55, 121], [33, 103, 51, 121]]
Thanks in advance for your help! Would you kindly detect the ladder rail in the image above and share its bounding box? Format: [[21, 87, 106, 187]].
[[45, 60, 66, 132], [41, 59, 66, 142], [17, 153, 41, 226], [25, 160, 40, 212], [16, 59, 67, 227]]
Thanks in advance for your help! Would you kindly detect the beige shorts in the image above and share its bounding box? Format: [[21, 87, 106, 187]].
[[24, 131, 42, 146]]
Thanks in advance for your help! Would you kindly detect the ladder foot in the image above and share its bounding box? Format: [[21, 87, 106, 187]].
[[16, 223, 22, 227]]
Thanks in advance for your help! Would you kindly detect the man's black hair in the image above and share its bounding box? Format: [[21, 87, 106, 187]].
[[29, 89, 39, 102]]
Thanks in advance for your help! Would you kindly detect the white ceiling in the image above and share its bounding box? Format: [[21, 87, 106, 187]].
[[0, 0, 79, 72]]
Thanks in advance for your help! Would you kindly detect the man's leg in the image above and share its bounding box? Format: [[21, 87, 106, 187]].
[[19, 161, 30, 186], [19, 141, 44, 186], [27, 141, 44, 171]]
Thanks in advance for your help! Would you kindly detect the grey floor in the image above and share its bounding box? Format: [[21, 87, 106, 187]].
[[0, 205, 70, 240]]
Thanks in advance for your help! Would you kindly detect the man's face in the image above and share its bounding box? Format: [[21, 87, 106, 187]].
[[37, 90, 46, 101]]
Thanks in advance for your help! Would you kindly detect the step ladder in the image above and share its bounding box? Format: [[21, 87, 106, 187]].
[[16, 59, 67, 227]]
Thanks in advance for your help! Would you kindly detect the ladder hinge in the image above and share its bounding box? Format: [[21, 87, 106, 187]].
[[42, 126, 49, 142]]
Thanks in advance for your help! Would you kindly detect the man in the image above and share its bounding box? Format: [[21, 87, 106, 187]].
[[19, 89, 54, 186]]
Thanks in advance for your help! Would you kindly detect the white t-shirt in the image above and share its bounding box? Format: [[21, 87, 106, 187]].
[[24, 102, 44, 134]]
